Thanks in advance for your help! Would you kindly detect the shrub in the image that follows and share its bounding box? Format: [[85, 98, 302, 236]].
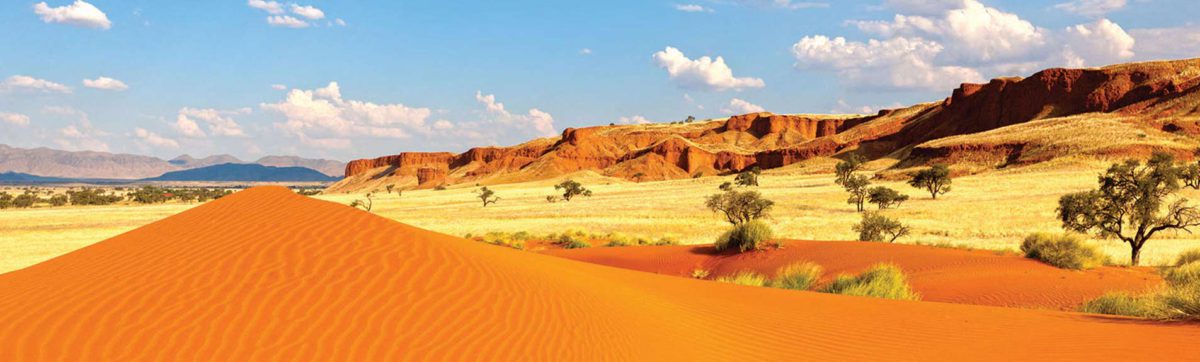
[[604, 232, 635, 247], [1164, 262, 1200, 287], [820, 263, 919, 300], [705, 190, 774, 225], [1019, 233, 1106, 270], [1081, 264, 1200, 320], [772, 262, 823, 291], [1176, 249, 1200, 266], [691, 269, 710, 279], [853, 212, 910, 242], [1080, 292, 1161, 318], [715, 272, 767, 287], [475, 186, 500, 207], [714, 221, 773, 253], [734, 167, 761, 187], [556, 234, 591, 249]]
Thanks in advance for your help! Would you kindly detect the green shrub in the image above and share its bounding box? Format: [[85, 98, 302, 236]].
[[557, 234, 591, 249], [772, 262, 823, 291], [1019, 233, 1107, 270], [820, 263, 919, 300], [1080, 292, 1162, 318], [1164, 262, 1200, 287], [715, 272, 767, 287], [714, 220, 773, 253], [651, 237, 678, 246], [853, 211, 910, 242], [1176, 249, 1200, 267]]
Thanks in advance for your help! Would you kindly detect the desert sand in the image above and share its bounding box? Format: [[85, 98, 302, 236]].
[[0, 186, 1196, 360]]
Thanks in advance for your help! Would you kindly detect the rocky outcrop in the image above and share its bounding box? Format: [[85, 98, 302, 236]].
[[344, 152, 455, 178], [416, 167, 447, 188]]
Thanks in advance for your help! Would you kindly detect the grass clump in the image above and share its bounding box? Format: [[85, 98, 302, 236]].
[[1080, 262, 1200, 320], [772, 262, 823, 291], [715, 272, 767, 287], [1164, 262, 1200, 287], [1175, 249, 1200, 267], [1080, 292, 1162, 318], [714, 220, 773, 253], [820, 263, 919, 301], [556, 234, 591, 249], [1019, 232, 1107, 270]]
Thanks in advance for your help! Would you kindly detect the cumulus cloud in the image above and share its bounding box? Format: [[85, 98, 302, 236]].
[[792, 35, 984, 90], [1058, 19, 1135, 67], [55, 115, 108, 152], [0, 112, 30, 126], [652, 46, 765, 91], [618, 115, 652, 124], [1129, 25, 1200, 61], [175, 107, 248, 138], [851, 0, 1045, 64], [261, 82, 434, 149], [247, 0, 284, 14], [290, 4, 325, 20], [267, 15, 309, 28], [675, 4, 713, 12], [474, 91, 557, 137], [721, 98, 766, 114], [133, 128, 179, 149], [82, 76, 128, 91], [33, 0, 111, 30], [1055, 0, 1126, 17], [1, 75, 72, 94]]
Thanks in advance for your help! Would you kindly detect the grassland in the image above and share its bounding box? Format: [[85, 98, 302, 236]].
[[3, 158, 1200, 274]]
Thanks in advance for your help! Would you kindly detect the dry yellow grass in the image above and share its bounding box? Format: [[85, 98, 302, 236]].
[[4, 160, 1200, 274]]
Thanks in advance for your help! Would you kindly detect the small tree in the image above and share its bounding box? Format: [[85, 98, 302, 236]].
[[12, 193, 38, 208], [475, 186, 500, 207], [47, 194, 68, 207], [908, 164, 952, 199], [1058, 152, 1200, 266], [555, 179, 592, 201], [685, 115, 696, 123], [349, 192, 375, 212], [867, 186, 909, 209], [705, 190, 774, 225], [835, 153, 867, 186], [719, 181, 734, 191], [843, 174, 871, 212], [734, 166, 761, 187], [545, 195, 558, 203], [854, 212, 911, 242]]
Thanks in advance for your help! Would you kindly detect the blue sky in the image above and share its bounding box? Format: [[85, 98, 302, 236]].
[[1, 0, 1198, 161]]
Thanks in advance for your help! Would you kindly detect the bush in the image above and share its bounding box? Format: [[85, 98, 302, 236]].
[[715, 272, 767, 287], [1019, 233, 1107, 270], [853, 212, 910, 242], [820, 263, 919, 300], [867, 186, 909, 209], [1081, 264, 1200, 320], [603, 232, 635, 247], [714, 221, 773, 253], [556, 234, 591, 249], [1164, 262, 1200, 287], [1080, 292, 1162, 318], [1176, 249, 1200, 266], [772, 262, 823, 291]]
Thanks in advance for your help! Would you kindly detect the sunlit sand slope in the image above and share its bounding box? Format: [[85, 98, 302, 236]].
[[0, 187, 1195, 361]]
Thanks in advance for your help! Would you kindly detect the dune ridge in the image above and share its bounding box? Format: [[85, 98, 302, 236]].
[[0, 187, 1196, 360]]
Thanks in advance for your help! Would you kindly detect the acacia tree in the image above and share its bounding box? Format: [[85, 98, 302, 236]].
[[705, 190, 774, 225], [1057, 152, 1200, 266], [854, 211, 911, 243], [734, 166, 761, 187], [834, 153, 867, 186], [555, 180, 592, 201], [843, 174, 871, 212], [867, 186, 909, 209], [475, 186, 500, 207], [909, 164, 952, 199]]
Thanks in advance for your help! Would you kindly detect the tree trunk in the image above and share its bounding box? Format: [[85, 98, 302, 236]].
[[1130, 242, 1143, 266]]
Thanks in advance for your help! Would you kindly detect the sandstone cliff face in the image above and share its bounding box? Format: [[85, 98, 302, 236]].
[[333, 58, 1200, 191]]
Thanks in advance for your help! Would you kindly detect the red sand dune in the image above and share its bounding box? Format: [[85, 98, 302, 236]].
[[545, 241, 1163, 310], [0, 187, 1196, 360]]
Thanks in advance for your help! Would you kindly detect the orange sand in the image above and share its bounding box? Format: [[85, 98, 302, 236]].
[[0, 187, 1195, 360], [546, 242, 1163, 310]]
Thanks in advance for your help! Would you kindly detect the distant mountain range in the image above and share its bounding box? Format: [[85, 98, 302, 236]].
[[145, 164, 340, 182], [0, 144, 346, 179]]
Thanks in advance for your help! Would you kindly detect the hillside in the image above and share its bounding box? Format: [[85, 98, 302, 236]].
[[144, 163, 339, 182], [0, 187, 1194, 360], [0, 144, 346, 179], [254, 155, 346, 177], [333, 58, 1200, 193]]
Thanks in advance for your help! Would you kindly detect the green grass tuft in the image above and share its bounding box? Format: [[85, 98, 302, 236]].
[[1019, 232, 1107, 270], [715, 272, 767, 287], [772, 262, 823, 291], [820, 263, 919, 301], [714, 221, 773, 253], [1175, 249, 1200, 267]]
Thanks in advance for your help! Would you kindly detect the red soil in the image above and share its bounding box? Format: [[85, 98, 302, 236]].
[[0, 187, 1195, 360], [546, 241, 1164, 310]]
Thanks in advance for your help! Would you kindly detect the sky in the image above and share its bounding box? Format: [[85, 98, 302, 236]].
[[1, 0, 1199, 162]]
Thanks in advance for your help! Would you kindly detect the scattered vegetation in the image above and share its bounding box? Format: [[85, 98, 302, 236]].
[[867, 186, 909, 209], [554, 179, 592, 201], [349, 192, 375, 212], [475, 186, 500, 207], [734, 166, 761, 187], [691, 268, 710, 279], [704, 190, 774, 225], [772, 262, 823, 291], [555, 234, 592, 249], [1019, 232, 1107, 270], [842, 175, 871, 212], [820, 263, 920, 301], [1176, 249, 1200, 267], [1057, 152, 1200, 266], [719, 181, 734, 191], [908, 164, 952, 199], [834, 153, 866, 187], [714, 220, 775, 252], [853, 212, 910, 243], [715, 272, 768, 287]]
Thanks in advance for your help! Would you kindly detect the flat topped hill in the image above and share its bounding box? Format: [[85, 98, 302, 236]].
[[0, 187, 1195, 360], [334, 57, 1200, 192]]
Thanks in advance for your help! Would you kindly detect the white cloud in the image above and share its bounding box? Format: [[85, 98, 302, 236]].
[[792, 35, 984, 90], [618, 115, 652, 124], [0, 112, 30, 126], [675, 4, 713, 12], [474, 91, 557, 137], [271, 84, 287, 90], [432, 119, 455, 130], [267, 15, 310, 28], [334, 18, 347, 26], [290, 4, 325, 20], [55, 117, 108, 152], [851, 0, 1046, 64], [721, 98, 766, 114], [82, 76, 128, 91], [1129, 25, 1200, 61], [1055, 0, 1126, 17], [579, 48, 593, 55], [175, 107, 248, 138], [732, 0, 829, 10], [133, 128, 179, 149], [831, 99, 904, 114], [1, 75, 72, 94], [1058, 19, 1135, 67], [33, 1, 111, 30], [652, 46, 765, 91], [261, 82, 435, 148], [881, 0, 968, 15], [247, 0, 284, 14]]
